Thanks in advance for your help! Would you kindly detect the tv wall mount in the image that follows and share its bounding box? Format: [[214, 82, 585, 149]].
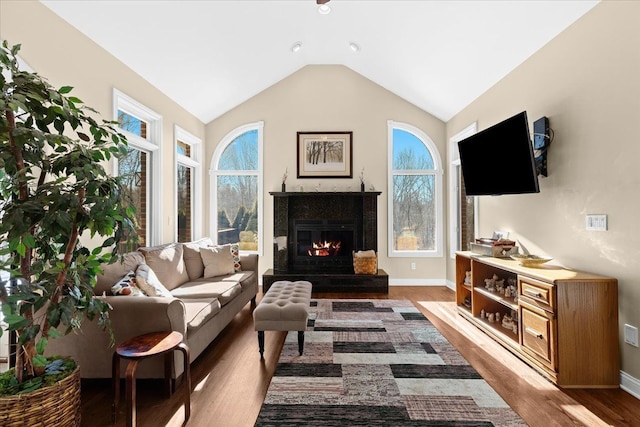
[[533, 116, 554, 177]]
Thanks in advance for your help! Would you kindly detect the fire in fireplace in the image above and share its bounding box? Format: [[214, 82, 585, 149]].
[[308, 240, 342, 257], [293, 220, 355, 272]]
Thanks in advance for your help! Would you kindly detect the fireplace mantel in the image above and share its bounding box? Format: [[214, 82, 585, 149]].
[[270, 191, 381, 274]]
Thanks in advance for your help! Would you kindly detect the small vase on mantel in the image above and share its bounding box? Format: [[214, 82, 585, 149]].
[[281, 183, 286, 192], [360, 181, 365, 192]]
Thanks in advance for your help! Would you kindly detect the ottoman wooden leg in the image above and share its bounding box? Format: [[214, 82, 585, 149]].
[[112, 352, 120, 423], [298, 331, 305, 356], [177, 343, 191, 422], [125, 359, 140, 427], [258, 330, 265, 358]]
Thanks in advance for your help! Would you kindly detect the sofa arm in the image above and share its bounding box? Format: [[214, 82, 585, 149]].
[[45, 296, 186, 379], [240, 253, 259, 273]]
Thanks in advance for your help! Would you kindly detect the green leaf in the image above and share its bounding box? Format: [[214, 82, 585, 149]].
[[59, 86, 73, 94], [23, 233, 36, 248], [33, 354, 48, 367], [47, 328, 63, 340], [36, 337, 48, 354]]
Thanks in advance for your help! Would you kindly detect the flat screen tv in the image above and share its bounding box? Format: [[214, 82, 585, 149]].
[[457, 111, 539, 196]]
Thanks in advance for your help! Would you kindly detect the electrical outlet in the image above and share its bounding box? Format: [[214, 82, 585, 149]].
[[586, 214, 607, 231], [624, 324, 639, 347], [410, 262, 416, 270]]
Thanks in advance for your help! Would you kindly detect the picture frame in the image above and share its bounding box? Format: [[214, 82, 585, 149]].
[[296, 131, 353, 178]]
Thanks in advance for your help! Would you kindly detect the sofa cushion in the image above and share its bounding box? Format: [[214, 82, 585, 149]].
[[182, 238, 214, 280], [201, 245, 235, 278], [219, 271, 256, 293], [182, 297, 222, 331], [138, 243, 189, 291], [170, 278, 242, 306], [135, 264, 172, 297], [95, 252, 146, 296]]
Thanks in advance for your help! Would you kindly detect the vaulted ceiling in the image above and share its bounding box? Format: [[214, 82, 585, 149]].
[[41, 0, 599, 124]]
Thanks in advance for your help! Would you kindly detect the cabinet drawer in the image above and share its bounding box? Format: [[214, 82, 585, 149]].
[[520, 302, 556, 370], [519, 277, 555, 311]]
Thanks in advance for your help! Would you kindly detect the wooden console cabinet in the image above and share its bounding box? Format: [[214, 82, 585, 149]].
[[456, 251, 619, 388]]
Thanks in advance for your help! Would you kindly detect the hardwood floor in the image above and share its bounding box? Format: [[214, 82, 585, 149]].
[[80, 286, 640, 426]]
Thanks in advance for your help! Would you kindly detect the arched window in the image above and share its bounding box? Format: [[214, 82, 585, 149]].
[[387, 121, 443, 257], [210, 122, 263, 253]]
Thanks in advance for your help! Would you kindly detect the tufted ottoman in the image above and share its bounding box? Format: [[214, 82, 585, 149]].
[[253, 280, 312, 358]]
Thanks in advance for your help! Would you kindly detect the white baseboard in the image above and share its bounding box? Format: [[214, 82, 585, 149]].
[[389, 278, 454, 290], [621, 370, 640, 400]]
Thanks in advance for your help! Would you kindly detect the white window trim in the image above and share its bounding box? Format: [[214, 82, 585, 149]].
[[448, 123, 478, 258], [175, 125, 202, 241], [387, 120, 444, 258], [209, 121, 264, 255], [112, 89, 162, 246]]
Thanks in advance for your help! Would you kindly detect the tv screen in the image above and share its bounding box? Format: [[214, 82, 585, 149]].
[[457, 111, 540, 196]]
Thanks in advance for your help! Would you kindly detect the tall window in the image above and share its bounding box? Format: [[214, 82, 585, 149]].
[[175, 126, 202, 242], [113, 90, 162, 247], [388, 121, 443, 257], [210, 122, 263, 253], [449, 123, 477, 258]]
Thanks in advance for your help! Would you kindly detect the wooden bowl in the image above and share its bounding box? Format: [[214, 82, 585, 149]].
[[510, 254, 553, 267]]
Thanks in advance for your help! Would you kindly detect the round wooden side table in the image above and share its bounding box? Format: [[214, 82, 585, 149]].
[[112, 331, 191, 427]]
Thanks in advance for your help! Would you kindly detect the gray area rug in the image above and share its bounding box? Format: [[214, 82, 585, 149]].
[[255, 299, 526, 426]]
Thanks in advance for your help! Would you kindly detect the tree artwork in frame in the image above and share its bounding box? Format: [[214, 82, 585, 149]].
[[297, 131, 353, 178]]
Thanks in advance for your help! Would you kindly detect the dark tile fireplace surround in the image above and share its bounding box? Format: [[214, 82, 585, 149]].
[[262, 191, 388, 293]]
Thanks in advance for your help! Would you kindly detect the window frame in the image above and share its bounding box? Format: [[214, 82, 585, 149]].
[[209, 121, 264, 255], [387, 120, 444, 258], [112, 89, 162, 246], [174, 125, 202, 242], [449, 123, 478, 258]]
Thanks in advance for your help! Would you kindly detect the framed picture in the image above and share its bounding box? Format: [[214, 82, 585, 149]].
[[297, 131, 353, 178]]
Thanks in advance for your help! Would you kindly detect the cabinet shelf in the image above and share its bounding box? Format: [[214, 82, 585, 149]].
[[474, 287, 518, 310], [475, 316, 519, 343]]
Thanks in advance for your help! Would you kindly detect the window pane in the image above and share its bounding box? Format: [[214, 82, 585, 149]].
[[177, 140, 191, 157], [118, 110, 148, 139], [177, 164, 192, 242], [392, 129, 434, 170], [119, 147, 147, 247], [393, 174, 436, 251], [217, 175, 257, 250], [219, 130, 258, 171]]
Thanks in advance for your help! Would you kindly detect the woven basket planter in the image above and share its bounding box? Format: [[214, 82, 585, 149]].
[[353, 251, 378, 275], [0, 365, 81, 427]]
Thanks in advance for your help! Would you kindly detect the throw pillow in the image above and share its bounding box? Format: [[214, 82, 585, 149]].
[[111, 271, 145, 296], [138, 243, 189, 291], [201, 245, 236, 278], [229, 243, 242, 272], [182, 237, 213, 280], [135, 264, 172, 297]]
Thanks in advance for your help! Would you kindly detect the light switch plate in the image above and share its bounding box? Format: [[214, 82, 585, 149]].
[[624, 324, 639, 347], [586, 214, 607, 231]]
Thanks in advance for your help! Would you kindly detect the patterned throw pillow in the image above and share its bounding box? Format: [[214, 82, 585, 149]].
[[111, 271, 145, 296], [135, 264, 172, 297], [230, 243, 242, 272]]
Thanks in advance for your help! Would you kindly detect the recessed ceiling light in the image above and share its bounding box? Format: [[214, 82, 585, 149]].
[[349, 42, 360, 53], [318, 4, 331, 15], [290, 42, 302, 53]]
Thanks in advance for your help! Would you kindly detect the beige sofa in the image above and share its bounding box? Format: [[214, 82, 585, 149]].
[[45, 239, 258, 381]]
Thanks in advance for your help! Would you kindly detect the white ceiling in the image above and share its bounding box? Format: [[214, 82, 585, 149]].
[[41, 0, 599, 124]]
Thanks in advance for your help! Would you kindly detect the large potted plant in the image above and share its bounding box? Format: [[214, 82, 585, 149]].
[[0, 41, 135, 425]]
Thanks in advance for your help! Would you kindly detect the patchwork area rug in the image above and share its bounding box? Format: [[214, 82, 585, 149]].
[[255, 299, 526, 426]]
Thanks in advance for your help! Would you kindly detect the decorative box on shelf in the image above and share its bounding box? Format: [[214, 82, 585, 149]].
[[470, 238, 518, 258]]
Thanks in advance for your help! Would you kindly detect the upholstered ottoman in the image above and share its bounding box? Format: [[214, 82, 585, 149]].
[[253, 280, 312, 358]]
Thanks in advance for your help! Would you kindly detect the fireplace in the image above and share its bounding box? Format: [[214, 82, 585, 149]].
[[271, 191, 380, 273], [292, 219, 355, 272], [265, 191, 387, 293]]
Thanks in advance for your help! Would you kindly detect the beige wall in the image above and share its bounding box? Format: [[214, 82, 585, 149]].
[[0, 1, 206, 244], [205, 65, 447, 282], [446, 1, 640, 381]]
